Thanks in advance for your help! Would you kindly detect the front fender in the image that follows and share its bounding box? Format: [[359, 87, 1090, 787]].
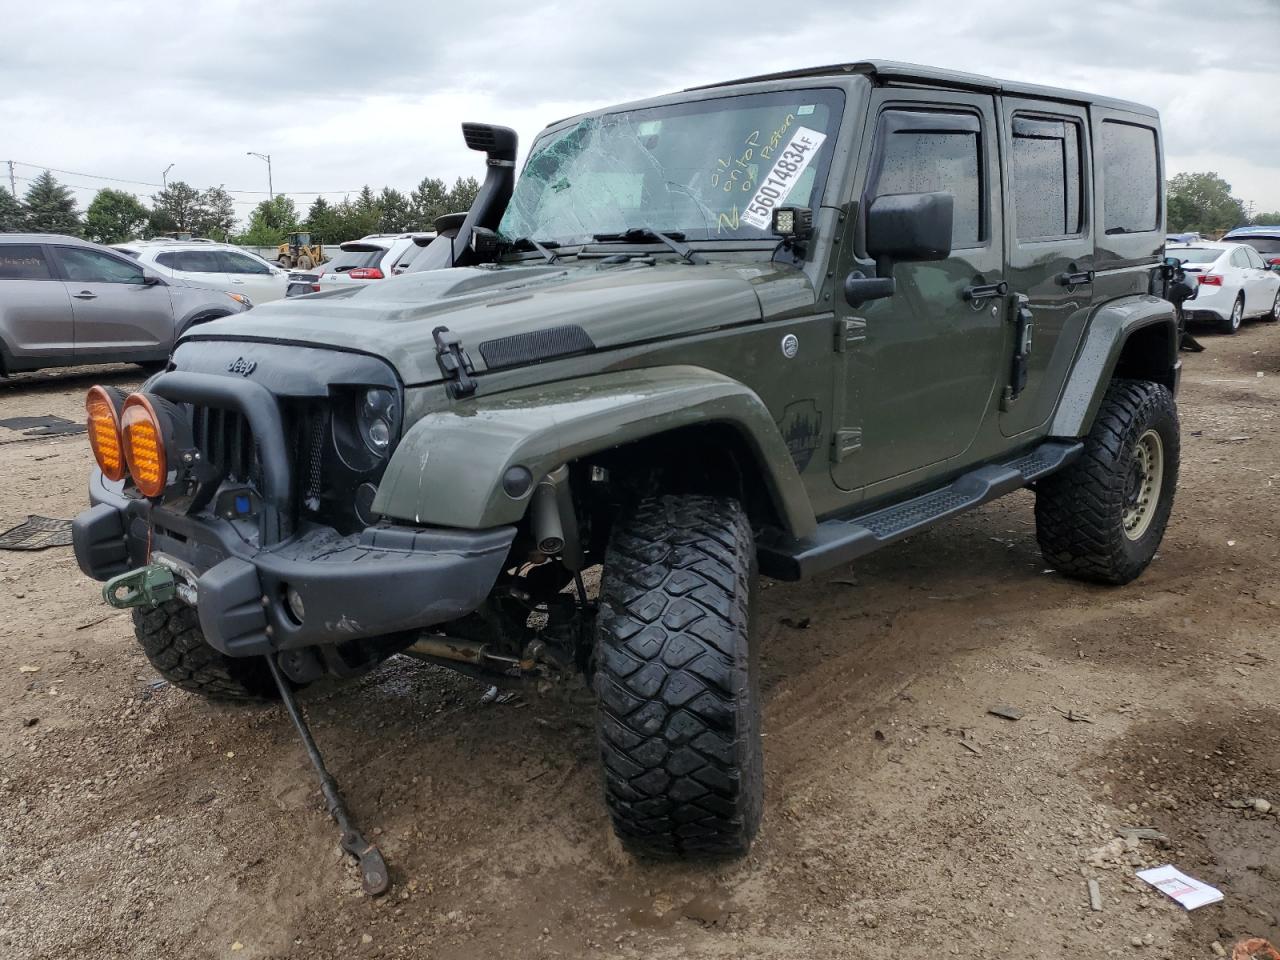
[[1050, 295, 1178, 438], [372, 365, 817, 537]]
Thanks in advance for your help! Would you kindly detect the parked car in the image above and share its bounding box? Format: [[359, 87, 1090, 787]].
[[114, 240, 289, 304], [285, 233, 434, 297], [1222, 225, 1280, 269], [1167, 232, 1202, 244], [76, 61, 1186, 876], [1165, 241, 1280, 333], [0, 234, 251, 376]]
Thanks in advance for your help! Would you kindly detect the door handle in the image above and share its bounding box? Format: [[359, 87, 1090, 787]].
[[72, 291, 97, 300], [962, 280, 1008, 302], [1056, 269, 1094, 287]]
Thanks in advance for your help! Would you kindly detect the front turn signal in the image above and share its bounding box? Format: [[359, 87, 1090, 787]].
[[85, 385, 127, 482]]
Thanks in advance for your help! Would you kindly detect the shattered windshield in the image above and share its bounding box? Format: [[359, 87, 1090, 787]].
[[499, 88, 844, 246]]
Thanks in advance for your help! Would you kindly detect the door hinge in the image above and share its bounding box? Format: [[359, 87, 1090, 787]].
[[834, 316, 866, 353], [1000, 293, 1034, 412], [831, 427, 863, 462]]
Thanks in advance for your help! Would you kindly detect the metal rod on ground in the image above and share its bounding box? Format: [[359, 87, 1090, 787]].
[[264, 654, 390, 896]]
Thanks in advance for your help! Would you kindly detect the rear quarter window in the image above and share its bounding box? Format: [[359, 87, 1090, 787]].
[[0, 245, 52, 279], [1101, 121, 1159, 234]]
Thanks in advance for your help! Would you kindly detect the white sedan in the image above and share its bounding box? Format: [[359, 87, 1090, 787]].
[[1168, 242, 1280, 334]]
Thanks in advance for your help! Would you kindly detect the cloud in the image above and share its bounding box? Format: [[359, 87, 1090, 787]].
[[3, 0, 1278, 219]]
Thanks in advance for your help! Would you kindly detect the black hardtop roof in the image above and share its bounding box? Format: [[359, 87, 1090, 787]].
[[686, 60, 1158, 118]]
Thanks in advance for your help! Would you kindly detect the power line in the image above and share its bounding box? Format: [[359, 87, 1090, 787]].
[[9, 160, 358, 196]]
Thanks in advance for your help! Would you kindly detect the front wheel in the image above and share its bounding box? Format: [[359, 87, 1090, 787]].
[[1035, 379, 1179, 585], [134, 600, 279, 701], [593, 495, 763, 858]]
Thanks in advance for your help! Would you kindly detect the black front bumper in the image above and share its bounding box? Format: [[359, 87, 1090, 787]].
[[74, 472, 515, 658]]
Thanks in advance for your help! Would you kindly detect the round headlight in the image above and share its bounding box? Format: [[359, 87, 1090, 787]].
[[358, 388, 399, 456]]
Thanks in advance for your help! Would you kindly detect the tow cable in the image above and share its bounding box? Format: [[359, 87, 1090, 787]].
[[264, 655, 391, 897]]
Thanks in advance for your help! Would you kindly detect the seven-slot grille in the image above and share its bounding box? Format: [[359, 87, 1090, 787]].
[[188, 402, 328, 509]]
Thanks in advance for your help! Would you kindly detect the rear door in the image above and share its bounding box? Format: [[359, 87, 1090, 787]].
[[219, 250, 285, 303], [998, 99, 1094, 437], [154, 249, 231, 291], [0, 243, 74, 362], [1240, 245, 1274, 313], [51, 246, 175, 357], [832, 89, 1006, 493]]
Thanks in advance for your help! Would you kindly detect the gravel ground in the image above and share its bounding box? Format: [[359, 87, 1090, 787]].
[[1, 324, 1278, 960]]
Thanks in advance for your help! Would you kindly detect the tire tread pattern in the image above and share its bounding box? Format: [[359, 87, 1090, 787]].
[[133, 600, 277, 701]]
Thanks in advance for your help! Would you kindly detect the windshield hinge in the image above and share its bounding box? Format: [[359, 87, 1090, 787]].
[[433, 326, 477, 399]]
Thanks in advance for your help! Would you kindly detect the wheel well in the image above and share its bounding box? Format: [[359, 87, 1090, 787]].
[[177, 310, 231, 338], [1112, 322, 1176, 390], [579, 423, 785, 535]]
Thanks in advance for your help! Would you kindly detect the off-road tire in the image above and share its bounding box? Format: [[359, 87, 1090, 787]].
[[133, 600, 278, 701], [1035, 379, 1178, 585], [1261, 289, 1280, 323], [594, 495, 763, 858], [1220, 294, 1244, 334]]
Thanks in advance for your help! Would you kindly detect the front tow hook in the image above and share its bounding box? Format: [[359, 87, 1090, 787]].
[[265, 654, 391, 897]]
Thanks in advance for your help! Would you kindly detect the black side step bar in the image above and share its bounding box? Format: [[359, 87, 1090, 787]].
[[758, 441, 1083, 581]]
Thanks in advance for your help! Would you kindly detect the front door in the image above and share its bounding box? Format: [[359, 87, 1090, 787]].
[[998, 99, 1095, 437], [219, 249, 286, 303], [51, 246, 176, 357], [831, 90, 1006, 494]]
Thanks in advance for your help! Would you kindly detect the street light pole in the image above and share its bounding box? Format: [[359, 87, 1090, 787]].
[[246, 151, 273, 201], [162, 163, 174, 190]]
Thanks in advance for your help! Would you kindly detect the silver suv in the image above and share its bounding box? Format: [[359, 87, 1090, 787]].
[[0, 234, 251, 376]]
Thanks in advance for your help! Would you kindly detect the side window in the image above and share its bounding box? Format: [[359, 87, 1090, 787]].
[[175, 250, 223, 273], [1101, 120, 1159, 234], [220, 251, 272, 275], [56, 247, 145, 285], [154, 251, 181, 269], [0, 244, 53, 280], [873, 112, 983, 248], [1243, 246, 1265, 269], [1011, 116, 1083, 240], [1231, 248, 1249, 268]]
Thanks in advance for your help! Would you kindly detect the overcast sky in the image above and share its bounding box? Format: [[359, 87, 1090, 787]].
[[4, 0, 1278, 223]]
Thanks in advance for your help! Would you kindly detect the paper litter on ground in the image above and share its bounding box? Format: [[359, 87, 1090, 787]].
[[1136, 865, 1223, 910]]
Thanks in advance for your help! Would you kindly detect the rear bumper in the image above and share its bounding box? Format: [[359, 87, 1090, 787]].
[[73, 471, 515, 657]]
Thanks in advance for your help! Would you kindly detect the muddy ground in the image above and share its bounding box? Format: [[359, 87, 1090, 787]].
[[1, 322, 1277, 960]]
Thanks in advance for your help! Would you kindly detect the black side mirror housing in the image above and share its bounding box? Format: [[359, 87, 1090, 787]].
[[866, 191, 954, 263]]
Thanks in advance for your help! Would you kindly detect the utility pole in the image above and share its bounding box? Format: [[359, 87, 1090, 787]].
[[7, 160, 15, 198], [246, 151, 273, 201], [162, 163, 174, 190]]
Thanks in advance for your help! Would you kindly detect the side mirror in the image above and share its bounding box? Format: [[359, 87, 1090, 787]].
[[141, 270, 163, 287], [866, 191, 954, 263]]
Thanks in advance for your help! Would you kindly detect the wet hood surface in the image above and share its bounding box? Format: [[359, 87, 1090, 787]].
[[182, 259, 813, 385]]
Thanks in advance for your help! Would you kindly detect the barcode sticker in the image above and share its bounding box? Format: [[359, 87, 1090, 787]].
[[741, 125, 827, 229]]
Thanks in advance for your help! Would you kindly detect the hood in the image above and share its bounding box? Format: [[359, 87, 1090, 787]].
[[183, 258, 814, 384]]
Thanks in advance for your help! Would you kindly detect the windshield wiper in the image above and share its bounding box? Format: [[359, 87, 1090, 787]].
[[592, 227, 705, 265], [509, 236, 562, 265]]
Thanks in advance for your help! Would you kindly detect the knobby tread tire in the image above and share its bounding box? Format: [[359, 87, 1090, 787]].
[[594, 495, 763, 858], [133, 600, 278, 702], [1035, 378, 1179, 586]]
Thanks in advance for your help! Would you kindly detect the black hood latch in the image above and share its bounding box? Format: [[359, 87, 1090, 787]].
[[433, 326, 477, 399]]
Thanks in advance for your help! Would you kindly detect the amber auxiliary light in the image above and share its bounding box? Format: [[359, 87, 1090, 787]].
[[85, 385, 127, 482], [120, 394, 169, 497]]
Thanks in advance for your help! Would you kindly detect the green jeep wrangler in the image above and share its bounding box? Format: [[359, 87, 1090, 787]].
[[74, 61, 1181, 878]]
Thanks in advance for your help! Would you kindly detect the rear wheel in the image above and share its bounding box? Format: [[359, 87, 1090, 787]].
[[1035, 379, 1178, 585], [593, 494, 763, 858], [1219, 294, 1244, 334], [133, 600, 278, 701]]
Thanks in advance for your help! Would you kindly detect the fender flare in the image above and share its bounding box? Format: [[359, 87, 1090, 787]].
[[1049, 294, 1179, 439], [371, 365, 818, 537]]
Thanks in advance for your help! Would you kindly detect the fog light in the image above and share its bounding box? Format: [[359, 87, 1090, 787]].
[[285, 586, 306, 624]]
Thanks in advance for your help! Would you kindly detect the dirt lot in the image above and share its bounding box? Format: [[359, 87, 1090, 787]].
[[1, 324, 1277, 960]]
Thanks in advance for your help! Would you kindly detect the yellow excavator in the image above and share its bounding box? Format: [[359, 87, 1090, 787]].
[[275, 231, 325, 270]]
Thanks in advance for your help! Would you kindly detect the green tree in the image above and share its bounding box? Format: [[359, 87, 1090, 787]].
[[149, 181, 203, 235], [84, 188, 149, 244], [409, 176, 450, 229], [1166, 172, 1246, 236], [239, 196, 299, 246], [194, 186, 236, 240], [377, 187, 411, 233], [305, 196, 340, 243], [0, 189, 24, 232], [1251, 210, 1280, 226], [445, 176, 480, 216], [22, 170, 80, 235]]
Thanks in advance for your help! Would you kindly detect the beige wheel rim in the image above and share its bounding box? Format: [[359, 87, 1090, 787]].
[[1123, 429, 1164, 541]]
